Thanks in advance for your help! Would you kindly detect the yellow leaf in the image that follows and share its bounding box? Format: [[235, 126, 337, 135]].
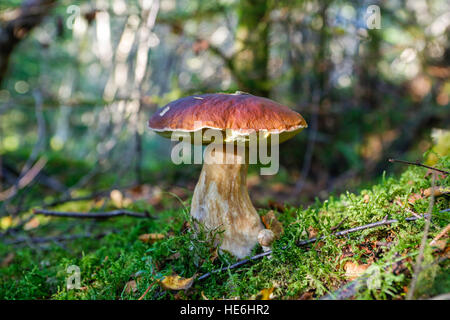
[[201, 291, 209, 300], [1, 216, 12, 229], [138, 233, 165, 244], [159, 275, 195, 291], [258, 287, 275, 300]]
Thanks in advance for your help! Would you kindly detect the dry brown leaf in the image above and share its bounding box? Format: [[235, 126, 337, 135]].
[[423, 186, 450, 197], [430, 240, 447, 251], [24, 217, 40, 230], [344, 262, 370, 280], [124, 280, 137, 294], [209, 247, 218, 263], [298, 291, 313, 300], [408, 187, 450, 204], [261, 210, 284, 239], [307, 226, 318, 239], [1, 252, 15, 267], [159, 275, 195, 291], [138, 233, 165, 244]]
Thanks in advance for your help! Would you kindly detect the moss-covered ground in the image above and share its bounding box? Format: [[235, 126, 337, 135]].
[[0, 156, 448, 300]]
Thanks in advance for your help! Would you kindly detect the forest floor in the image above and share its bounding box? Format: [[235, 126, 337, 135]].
[[0, 155, 449, 300]]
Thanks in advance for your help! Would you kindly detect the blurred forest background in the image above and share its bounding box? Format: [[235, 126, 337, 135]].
[[0, 0, 449, 216]]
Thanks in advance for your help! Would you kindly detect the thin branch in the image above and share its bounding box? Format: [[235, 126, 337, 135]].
[[198, 214, 431, 281], [33, 209, 154, 219], [5, 231, 112, 245], [0, 157, 47, 201], [296, 214, 430, 247], [388, 159, 449, 175]]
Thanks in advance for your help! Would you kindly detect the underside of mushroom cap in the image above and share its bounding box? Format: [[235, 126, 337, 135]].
[[148, 92, 307, 144]]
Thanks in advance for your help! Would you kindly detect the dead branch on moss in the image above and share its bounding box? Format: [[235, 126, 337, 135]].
[[33, 209, 154, 219], [5, 231, 112, 245], [197, 214, 432, 281], [388, 158, 449, 175]]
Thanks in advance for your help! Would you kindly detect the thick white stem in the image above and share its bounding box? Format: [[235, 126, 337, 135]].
[[190, 147, 264, 259]]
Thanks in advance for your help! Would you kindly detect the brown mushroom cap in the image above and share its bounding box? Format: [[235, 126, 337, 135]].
[[148, 92, 307, 144]]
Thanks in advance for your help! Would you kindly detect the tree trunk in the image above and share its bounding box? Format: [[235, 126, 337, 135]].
[[0, 0, 56, 86]]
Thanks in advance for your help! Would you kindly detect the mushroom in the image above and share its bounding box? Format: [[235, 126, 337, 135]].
[[258, 229, 275, 256], [148, 92, 307, 259]]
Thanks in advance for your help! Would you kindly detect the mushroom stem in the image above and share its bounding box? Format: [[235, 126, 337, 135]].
[[190, 146, 264, 259]]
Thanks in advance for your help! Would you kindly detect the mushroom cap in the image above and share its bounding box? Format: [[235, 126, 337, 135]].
[[148, 92, 307, 144], [258, 229, 275, 247]]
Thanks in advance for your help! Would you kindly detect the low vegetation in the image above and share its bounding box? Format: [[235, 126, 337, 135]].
[[0, 155, 448, 300]]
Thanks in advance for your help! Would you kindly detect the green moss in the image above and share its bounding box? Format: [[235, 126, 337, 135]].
[[1, 156, 448, 300]]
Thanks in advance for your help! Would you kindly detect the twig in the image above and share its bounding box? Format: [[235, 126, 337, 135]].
[[330, 217, 349, 232], [0, 157, 47, 201], [198, 214, 432, 281], [388, 159, 449, 175], [296, 214, 430, 247], [197, 251, 272, 281], [138, 281, 157, 300], [33, 209, 153, 219], [407, 172, 436, 300], [4, 232, 111, 245], [430, 223, 450, 246]]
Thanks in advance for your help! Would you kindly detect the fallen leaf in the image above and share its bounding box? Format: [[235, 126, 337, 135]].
[[307, 226, 318, 239], [124, 280, 137, 294], [138, 233, 165, 244], [430, 240, 447, 251], [344, 262, 370, 280], [257, 287, 275, 300], [209, 247, 218, 263], [423, 186, 450, 198], [201, 291, 209, 300], [24, 217, 40, 230], [0, 216, 12, 229], [298, 291, 313, 300], [408, 187, 450, 204], [1, 253, 15, 267], [159, 275, 195, 291], [261, 210, 284, 239]]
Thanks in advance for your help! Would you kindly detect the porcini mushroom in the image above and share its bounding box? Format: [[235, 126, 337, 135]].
[[148, 92, 307, 258]]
